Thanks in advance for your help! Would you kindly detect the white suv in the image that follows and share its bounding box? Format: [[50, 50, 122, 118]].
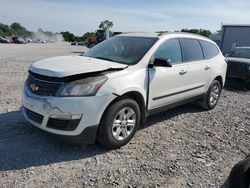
[[22, 32, 227, 149]]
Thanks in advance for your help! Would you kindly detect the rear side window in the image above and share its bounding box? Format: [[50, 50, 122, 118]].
[[200, 40, 219, 59], [181, 38, 204, 62], [154, 39, 183, 64]]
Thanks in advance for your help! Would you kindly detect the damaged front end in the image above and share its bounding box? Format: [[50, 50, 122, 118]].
[[22, 67, 126, 142], [26, 67, 126, 97]]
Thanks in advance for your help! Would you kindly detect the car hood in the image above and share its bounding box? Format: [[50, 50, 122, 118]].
[[30, 56, 128, 77], [227, 57, 250, 64]]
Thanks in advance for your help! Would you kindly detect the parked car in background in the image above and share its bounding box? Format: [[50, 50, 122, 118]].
[[12, 37, 25, 44], [71, 41, 85, 46], [25, 38, 33, 43], [22, 32, 227, 149], [226, 47, 250, 82], [222, 155, 250, 188], [35, 39, 46, 43], [0, 36, 10, 43], [77, 41, 85, 46]]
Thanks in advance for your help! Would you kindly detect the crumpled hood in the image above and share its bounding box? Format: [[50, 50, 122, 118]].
[[227, 57, 250, 64], [30, 56, 127, 77]]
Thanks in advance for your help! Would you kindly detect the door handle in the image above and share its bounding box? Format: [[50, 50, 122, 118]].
[[205, 66, 210, 70], [179, 70, 187, 75]]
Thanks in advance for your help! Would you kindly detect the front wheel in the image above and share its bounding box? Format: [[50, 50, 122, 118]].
[[97, 98, 141, 149], [200, 80, 222, 110]]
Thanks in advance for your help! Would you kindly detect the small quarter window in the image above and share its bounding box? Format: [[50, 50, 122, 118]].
[[200, 40, 219, 59]]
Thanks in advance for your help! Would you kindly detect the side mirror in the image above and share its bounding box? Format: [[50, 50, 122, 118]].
[[224, 54, 229, 58], [151, 57, 172, 67]]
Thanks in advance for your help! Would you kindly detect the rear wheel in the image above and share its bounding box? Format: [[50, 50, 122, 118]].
[[200, 80, 222, 110], [97, 98, 140, 149]]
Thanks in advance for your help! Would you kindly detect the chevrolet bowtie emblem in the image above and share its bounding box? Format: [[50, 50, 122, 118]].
[[30, 84, 39, 92]]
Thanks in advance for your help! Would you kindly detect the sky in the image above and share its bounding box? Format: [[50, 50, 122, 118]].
[[0, 0, 250, 35]]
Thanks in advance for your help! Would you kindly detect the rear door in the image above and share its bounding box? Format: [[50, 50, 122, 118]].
[[180, 38, 208, 96], [199, 40, 221, 85], [148, 38, 189, 109]]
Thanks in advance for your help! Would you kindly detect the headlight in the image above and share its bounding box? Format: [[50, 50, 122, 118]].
[[57, 76, 107, 97]]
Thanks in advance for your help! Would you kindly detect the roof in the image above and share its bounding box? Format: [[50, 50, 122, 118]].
[[235, 46, 250, 49], [118, 32, 158, 38], [223, 24, 250, 27]]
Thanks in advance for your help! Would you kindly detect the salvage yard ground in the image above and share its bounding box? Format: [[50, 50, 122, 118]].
[[0, 43, 249, 187]]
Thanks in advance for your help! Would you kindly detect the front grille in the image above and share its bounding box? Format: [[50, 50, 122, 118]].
[[26, 73, 63, 96], [47, 118, 81, 131], [24, 108, 44, 124]]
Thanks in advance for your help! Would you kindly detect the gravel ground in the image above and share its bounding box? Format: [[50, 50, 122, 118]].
[[0, 43, 249, 188]]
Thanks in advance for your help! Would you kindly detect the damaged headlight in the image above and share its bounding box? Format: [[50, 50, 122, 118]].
[[57, 76, 107, 97]]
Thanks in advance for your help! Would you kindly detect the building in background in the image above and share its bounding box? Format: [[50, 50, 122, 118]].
[[220, 24, 250, 54]]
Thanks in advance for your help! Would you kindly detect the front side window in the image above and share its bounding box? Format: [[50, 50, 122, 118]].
[[181, 38, 204, 62], [83, 36, 158, 65], [200, 40, 219, 59], [154, 39, 183, 64]]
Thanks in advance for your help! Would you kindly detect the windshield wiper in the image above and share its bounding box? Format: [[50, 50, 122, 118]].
[[94, 56, 115, 62]]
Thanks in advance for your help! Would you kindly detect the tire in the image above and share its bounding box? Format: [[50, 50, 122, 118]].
[[200, 80, 222, 110], [97, 97, 141, 149], [228, 157, 250, 188]]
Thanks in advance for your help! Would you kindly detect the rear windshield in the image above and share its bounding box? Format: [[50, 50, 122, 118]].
[[83, 36, 158, 65], [229, 49, 250, 59]]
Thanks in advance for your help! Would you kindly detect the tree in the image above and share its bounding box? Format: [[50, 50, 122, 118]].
[[10, 22, 32, 37], [181, 29, 212, 37], [0, 23, 10, 36], [60, 31, 77, 42], [99, 20, 113, 31], [215, 28, 223, 35], [82, 32, 96, 40]]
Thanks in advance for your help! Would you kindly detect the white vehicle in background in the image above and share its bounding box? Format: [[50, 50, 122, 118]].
[[22, 32, 227, 149]]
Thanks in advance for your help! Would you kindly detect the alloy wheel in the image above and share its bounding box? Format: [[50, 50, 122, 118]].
[[112, 107, 136, 141], [209, 85, 220, 106]]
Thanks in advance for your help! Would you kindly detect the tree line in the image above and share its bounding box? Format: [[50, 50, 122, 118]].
[[0, 21, 219, 42], [0, 22, 32, 37]]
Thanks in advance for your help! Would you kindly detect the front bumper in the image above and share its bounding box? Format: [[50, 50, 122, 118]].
[[22, 84, 116, 142], [227, 62, 250, 81]]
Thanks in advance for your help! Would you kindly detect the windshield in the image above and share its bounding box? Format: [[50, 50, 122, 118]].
[[229, 49, 250, 59], [83, 36, 158, 65]]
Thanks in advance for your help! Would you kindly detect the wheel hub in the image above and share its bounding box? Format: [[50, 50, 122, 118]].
[[112, 107, 136, 141], [209, 85, 220, 106]]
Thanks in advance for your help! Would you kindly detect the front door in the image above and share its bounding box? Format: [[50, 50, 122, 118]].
[[148, 38, 190, 110]]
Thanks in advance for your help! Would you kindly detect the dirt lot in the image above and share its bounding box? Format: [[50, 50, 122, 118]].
[[0, 43, 249, 187]]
